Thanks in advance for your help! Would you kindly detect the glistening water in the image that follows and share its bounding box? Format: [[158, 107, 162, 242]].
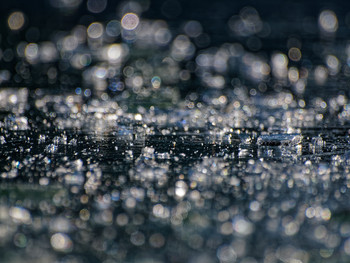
[[1, 1, 350, 262]]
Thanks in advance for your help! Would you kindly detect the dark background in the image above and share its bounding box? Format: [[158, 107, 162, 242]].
[[1, 0, 350, 46], [1, 0, 350, 99]]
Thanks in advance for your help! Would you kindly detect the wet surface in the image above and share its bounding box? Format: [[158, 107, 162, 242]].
[[2, 89, 350, 263], [2, 1, 350, 262]]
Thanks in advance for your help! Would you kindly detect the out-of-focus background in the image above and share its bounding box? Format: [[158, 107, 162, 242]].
[[1, 0, 350, 101]]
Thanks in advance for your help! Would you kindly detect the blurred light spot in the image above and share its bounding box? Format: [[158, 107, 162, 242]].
[[204, 75, 225, 89], [50, 217, 71, 233], [16, 42, 27, 57], [39, 177, 49, 186], [62, 35, 78, 51], [219, 95, 227, 104], [179, 70, 190, 81], [116, 213, 129, 226], [72, 25, 86, 44], [171, 34, 195, 61], [135, 113, 142, 121], [87, 0, 107, 13], [8, 11, 25, 31], [95, 67, 107, 79], [285, 222, 299, 236], [75, 87, 81, 95], [184, 20, 202, 38], [132, 75, 143, 88], [130, 231, 145, 246], [0, 70, 12, 84], [314, 225, 327, 240], [106, 20, 121, 37], [25, 43, 39, 62], [50, 233, 73, 252], [155, 28, 172, 46], [314, 65, 328, 85], [272, 53, 288, 79], [233, 217, 254, 236], [320, 249, 333, 258], [151, 76, 161, 89], [149, 233, 165, 248], [319, 10, 338, 33], [125, 197, 136, 208], [153, 204, 170, 219], [228, 7, 263, 36], [321, 208, 331, 221], [217, 245, 237, 262], [3, 49, 14, 62], [326, 55, 340, 75], [272, 53, 288, 68], [121, 13, 139, 30], [288, 67, 299, 83], [250, 201, 261, 212], [13, 233, 27, 248], [175, 180, 187, 198], [71, 54, 91, 69], [196, 53, 213, 67], [220, 221, 234, 235], [288, 47, 302, 62], [9, 206, 31, 224], [79, 209, 90, 221], [87, 22, 104, 39], [251, 61, 270, 81], [40, 42, 58, 63], [84, 89, 91, 97], [9, 94, 17, 104], [107, 44, 122, 62], [80, 54, 91, 66]]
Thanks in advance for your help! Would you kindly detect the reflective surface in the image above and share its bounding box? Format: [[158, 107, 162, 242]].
[[1, 1, 350, 262]]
